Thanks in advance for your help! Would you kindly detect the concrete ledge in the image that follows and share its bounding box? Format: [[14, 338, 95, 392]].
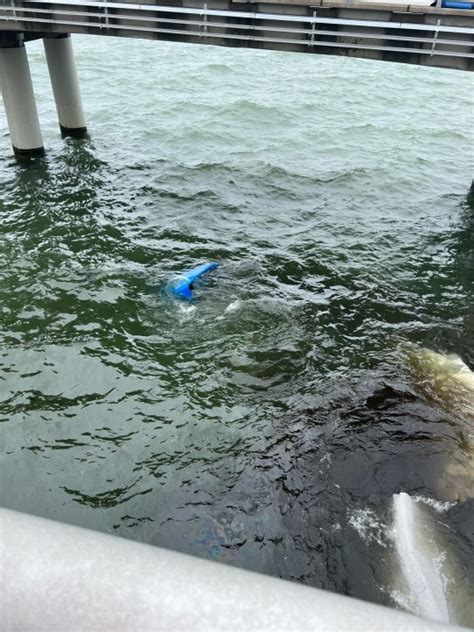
[[0, 507, 466, 631]]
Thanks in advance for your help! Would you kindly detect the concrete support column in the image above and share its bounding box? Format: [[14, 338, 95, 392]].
[[0, 43, 44, 159], [43, 34, 87, 137]]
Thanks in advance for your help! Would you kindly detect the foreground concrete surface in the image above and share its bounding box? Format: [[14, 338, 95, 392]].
[[0, 507, 467, 631]]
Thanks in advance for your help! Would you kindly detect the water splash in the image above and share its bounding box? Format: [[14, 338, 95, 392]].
[[391, 492, 451, 624], [412, 496, 457, 514]]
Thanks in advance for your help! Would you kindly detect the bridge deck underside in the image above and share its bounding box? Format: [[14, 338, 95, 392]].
[[0, 0, 473, 70]]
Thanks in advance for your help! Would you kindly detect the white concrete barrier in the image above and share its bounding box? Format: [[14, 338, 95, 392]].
[[0, 507, 466, 631]]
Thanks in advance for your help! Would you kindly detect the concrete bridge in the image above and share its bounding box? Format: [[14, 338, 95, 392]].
[[0, 0, 473, 158]]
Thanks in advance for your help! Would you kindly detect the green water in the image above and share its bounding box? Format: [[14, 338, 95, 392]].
[[0, 36, 473, 622]]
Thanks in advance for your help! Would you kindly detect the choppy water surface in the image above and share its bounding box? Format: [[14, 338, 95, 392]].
[[1, 36, 473, 623]]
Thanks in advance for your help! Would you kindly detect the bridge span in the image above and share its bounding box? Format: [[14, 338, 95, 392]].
[[0, 0, 473, 157]]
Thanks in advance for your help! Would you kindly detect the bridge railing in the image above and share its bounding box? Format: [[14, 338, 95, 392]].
[[1, 0, 473, 69]]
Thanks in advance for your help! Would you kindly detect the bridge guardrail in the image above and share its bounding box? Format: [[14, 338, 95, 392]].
[[0, 0, 473, 69]]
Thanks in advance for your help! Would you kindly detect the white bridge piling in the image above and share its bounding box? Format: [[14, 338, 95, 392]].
[[0, 40, 44, 159], [43, 34, 87, 137]]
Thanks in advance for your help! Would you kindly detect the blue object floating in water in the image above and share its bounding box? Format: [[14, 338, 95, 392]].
[[168, 262, 219, 300]]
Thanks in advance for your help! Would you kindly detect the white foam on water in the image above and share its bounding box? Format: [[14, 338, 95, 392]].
[[391, 492, 451, 624], [319, 453, 331, 466], [225, 299, 241, 313], [177, 303, 197, 322], [216, 299, 241, 321], [348, 508, 388, 548], [390, 588, 417, 615], [412, 495, 457, 514]]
